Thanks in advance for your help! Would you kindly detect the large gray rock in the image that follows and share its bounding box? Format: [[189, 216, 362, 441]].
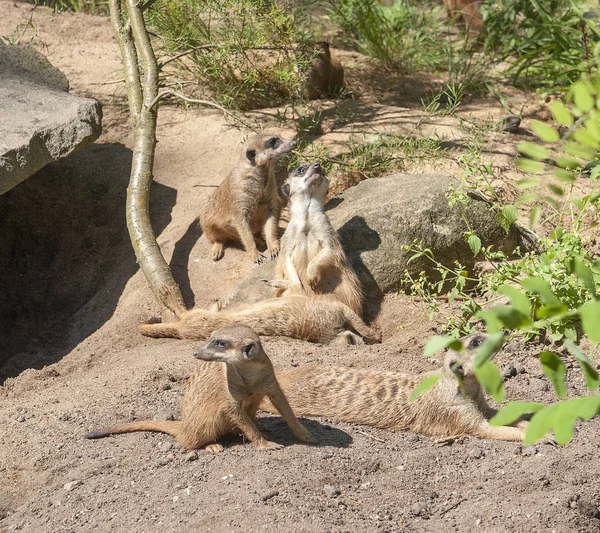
[[0, 41, 102, 195], [219, 173, 537, 309], [328, 173, 536, 296]]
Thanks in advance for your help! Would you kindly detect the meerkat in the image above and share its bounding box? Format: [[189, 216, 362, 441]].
[[85, 326, 314, 452], [199, 133, 296, 263], [265, 163, 363, 317], [261, 333, 536, 443], [139, 295, 381, 345], [297, 41, 345, 100], [443, 0, 483, 38]]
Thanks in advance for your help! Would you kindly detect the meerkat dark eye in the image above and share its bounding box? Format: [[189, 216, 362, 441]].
[[296, 164, 308, 175], [266, 137, 280, 149], [468, 335, 485, 350], [212, 339, 227, 349]]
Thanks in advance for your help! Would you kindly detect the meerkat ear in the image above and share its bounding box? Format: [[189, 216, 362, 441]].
[[281, 182, 291, 198], [242, 342, 260, 360], [451, 361, 464, 379], [246, 149, 256, 165]]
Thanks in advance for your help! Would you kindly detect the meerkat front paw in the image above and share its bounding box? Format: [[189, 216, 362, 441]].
[[295, 426, 318, 444], [306, 266, 321, 289], [209, 242, 225, 261], [204, 443, 224, 453], [255, 440, 284, 451], [253, 251, 268, 264], [268, 245, 280, 261]]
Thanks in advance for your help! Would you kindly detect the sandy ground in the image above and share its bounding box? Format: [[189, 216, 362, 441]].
[[1, 2, 600, 532]]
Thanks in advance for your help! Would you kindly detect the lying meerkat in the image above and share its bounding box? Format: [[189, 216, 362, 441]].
[[297, 41, 345, 100], [262, 333, 535, 442], [139, 295, 381, 345], [265, 162, 363, 316], [199, 133, 296, 263], [85, 325, 314, 452]]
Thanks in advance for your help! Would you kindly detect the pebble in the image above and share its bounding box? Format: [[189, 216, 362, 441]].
[[411, 502, 425, 516], [157, 457, 172, 466], [514, 362, 525, 374], [521, 445, 537, 456], [64, 480, 83, 491], [160, 383, 172, 391], [324, 484, 340, 498], [15, 415, 25, 423], [496, 115, 521, 134], [185, 451, 198, 462], [261, 490, 279, 502], [502, 364, 517, 379], [529, 378, 548, 392], [160, 442, 173, 453], [153, 412, 175, 421], [470, 447, 485, 459]]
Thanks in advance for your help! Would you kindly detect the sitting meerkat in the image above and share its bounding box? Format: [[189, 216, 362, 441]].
[[85, 325, 314, 452], [265, 162, 363, 316], [199, 133, 296, 263], [139, 295, 381, 345], [262, 333, 542, 443], [297, 41, 345, 100]]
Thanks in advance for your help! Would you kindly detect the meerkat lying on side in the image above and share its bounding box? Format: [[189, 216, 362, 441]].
[[199, 133, 296, 263], [85, 326, 314, 452], [265, 163, 363, 316], [139, 295, 381, 345], [262, 333, 535, 442]]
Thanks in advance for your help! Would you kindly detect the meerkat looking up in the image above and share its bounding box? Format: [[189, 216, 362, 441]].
[[265, 162, 363, 316], [85, 325, 314, 452], [199, 133, 296, 263], [262, 333, 540, 443]]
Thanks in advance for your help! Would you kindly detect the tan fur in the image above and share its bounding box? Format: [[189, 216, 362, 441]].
[[443, 0, 483, 38], [85, 326, 314, 451], [262, 333, 530, 442], [297, 42, 345, 100], [199, 133, 296, 263], [139, 296, 381, 345], [266, 163, 363, 317]]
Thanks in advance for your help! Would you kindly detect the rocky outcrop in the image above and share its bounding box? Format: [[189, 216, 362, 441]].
[[0, 41, 102, 195]]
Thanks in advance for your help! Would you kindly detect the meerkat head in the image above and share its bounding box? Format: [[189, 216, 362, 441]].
[[442, 332, 491, 382], [193, 325, 269, 365], [282, 162, 329, 202], [243, 133, 296, 168]]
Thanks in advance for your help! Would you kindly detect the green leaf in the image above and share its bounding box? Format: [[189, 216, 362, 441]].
[[467, 234, 481, 257], [521, 277, 560, 305], [529, 205, 542, 228], [551, 100, 573, 126], [518, 142, 549, 161], [502, 204, 517, 225], [488, 305, 532, 330], [564, 141, 596, 160], [572, 81, 594, 112], [517, 158, 544, 173], [498, 285, 531, 316], [574, 257, 597, 298], [489, 401, 544, 426], [516, 193, 537, 204], [579, 300, 600, 343], [531, 120, 560, 142], [474, 360, 505, 403], [538, 351, 567, 399], [536, 304, 569, 319], [552, 168, 576, 184], [548, 184, 564, 196], [476, 310, 503, 334], [524, 406, 555, 445], [555, 155, 581, 170], [424, 336, 463, 357], [517, 177, 541, 189], [473, 332, 506, 367], [573, 129, 600, 149], [585, 118, 600, 143], [563, 339, 599, 392], [409, 373, 443, 401], [553, 403, 576, 445]]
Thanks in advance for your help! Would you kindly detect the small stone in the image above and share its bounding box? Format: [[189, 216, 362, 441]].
[[185, 451, 198, 462], [157, 457, 172, 466], [360, 482, 372, 490], [64, 480, 83, 491], [470, 447, 485, 459], [529, 378, 548, 392], [411, 503, 424, 516], [514, 362, 525, 374], [475, 519, 482, 526], [261, 490, 279, 502], [160, 442, 173, 453], [502, 364, 517, 379], [324, 484, 340, 498], [153, 412, 175, 421], [160, 383, 172, 391], [496, 115, 521, 134], [521, 445, 537, 456]]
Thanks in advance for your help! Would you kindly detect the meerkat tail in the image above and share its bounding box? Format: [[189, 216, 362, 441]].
[[84, 420, 183, 439], [139, 322, 182, 338], [343, 310, 381, 344]]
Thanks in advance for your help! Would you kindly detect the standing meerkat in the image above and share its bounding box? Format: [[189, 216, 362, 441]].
[[85, 326, 314, 452], [297, 41, 345, 100], [265, 162, 363, 316], [199, 133, 296, 263], [262, 333, 536, 442], [139, 295, 381, 345]]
